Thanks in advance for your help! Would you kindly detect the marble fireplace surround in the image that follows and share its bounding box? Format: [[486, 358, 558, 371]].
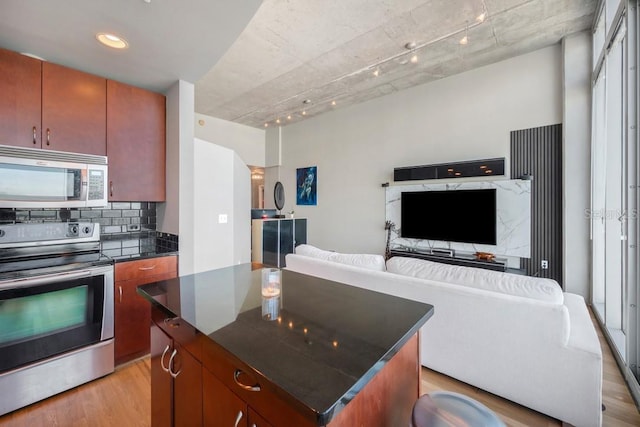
[[385, 180, 531, 259]]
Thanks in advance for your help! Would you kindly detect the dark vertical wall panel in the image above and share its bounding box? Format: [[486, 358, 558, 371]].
[[511, 124, 563, 286]]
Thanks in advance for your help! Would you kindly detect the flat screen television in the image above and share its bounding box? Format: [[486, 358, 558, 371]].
[[400, 189, 497, 245]]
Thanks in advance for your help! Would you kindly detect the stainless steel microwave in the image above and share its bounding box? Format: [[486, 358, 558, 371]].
[[0, 145, 108, 208]]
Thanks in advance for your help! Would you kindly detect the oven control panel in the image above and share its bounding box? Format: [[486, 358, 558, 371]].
[[0, 222, 100, 245]]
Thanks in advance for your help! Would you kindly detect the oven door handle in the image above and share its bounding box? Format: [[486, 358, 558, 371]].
[[0, 266, 111, 290]]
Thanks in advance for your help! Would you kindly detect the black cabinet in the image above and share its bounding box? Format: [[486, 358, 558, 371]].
[[251, 219, 307, 267]]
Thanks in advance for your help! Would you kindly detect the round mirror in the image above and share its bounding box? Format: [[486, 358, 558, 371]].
[[274, 181, 285, 211]]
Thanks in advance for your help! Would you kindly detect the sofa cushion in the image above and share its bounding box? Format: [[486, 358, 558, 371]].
[[295, 244, 386, 271], [386, 257, 563, 304], [295, 244, 334, 260]]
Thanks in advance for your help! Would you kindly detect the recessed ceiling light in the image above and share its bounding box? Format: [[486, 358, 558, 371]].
[[372, 68, 380, 77], [331, 100, 336, 106], [264, 123, 269, 127], [287, 115, 292, 120], [476, 12, 486, 23], [460, 25, 469, 45], [410, 54, 418, 63], [301, 110, 307, 116], [96, 33, 129, 49], [276, 118, 281, 124]]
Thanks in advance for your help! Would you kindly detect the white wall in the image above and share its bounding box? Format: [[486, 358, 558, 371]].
[[159, 85, 251, 275], [192, 138, 251, 272], [157, 80, 196, 275], [562, 32, 592, 297], [194, 113, 265, 167], [233, 153, 251, 264], [267, 45, 563, 255]]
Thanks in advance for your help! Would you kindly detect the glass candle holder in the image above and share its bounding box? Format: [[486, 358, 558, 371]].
[[261, 268, 281, 298], [262, 296, 280, 321]]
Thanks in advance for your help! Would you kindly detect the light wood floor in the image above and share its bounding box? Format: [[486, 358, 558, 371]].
[[2, 313, 639, 426]]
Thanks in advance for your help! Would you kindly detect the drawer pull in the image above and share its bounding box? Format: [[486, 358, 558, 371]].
[[234, 411, 243, 427], [138, 265, 157, 271], [46, 128, 50, 145], [233, 369, 261, 392], [160, 345, 171, 373], [32, 126, 37, 144]]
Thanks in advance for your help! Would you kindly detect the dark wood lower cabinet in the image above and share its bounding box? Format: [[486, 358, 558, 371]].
[[115, 256, 178, 365], [151, 305, 419, 427], [151, 323, 202, 427], [151, 325, 173, 427], [248, 408, 273, 427], [202, 367, 275, 427]]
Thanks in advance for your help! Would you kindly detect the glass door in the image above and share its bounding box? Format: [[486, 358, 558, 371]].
[[592, 70, 606, 319]]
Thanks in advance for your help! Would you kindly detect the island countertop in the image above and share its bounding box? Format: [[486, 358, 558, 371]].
[[137, 263, 434, 425]]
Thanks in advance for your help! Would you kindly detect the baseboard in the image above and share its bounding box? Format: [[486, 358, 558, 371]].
[[624, 367, 640, 409]]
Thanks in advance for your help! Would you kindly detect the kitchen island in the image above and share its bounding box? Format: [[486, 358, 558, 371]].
[[137, 263, 434, 427]]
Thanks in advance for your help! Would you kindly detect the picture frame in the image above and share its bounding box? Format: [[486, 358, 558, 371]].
[[296, 166, 317, 206]]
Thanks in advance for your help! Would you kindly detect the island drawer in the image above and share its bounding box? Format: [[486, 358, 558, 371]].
[[201, 338, 315, 427]]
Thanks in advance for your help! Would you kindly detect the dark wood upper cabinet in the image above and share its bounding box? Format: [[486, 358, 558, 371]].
[[0, 48, 42, 148], [1, 47, 167, 200], [107, 80, 166, 202], [42, 62, 106, 155]]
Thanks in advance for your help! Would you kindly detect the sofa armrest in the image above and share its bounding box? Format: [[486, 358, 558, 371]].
[[563, 293, 602, 355]]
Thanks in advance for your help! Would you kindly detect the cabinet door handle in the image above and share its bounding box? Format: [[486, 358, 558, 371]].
[[168, 349, 181, 378], [32, 126, 37, 145], [46, 128, 50, 146], [138, 265, 157, 271], [163, 317, 180, 328], [233, 369, 261, 392], [160, 345, 171, 373], [109, 181, 113, 197], [234, 411, 244, 427], [118, 285, 123, 303]]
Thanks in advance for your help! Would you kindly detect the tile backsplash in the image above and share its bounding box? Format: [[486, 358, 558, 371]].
[[0, 202, 157, 234], [0, 203, 179, 258]]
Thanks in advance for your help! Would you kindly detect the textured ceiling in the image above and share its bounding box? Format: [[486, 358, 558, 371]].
[[0, 0, 261, 92], [195, 0, 597, 129], [0, 0, 597, 129]]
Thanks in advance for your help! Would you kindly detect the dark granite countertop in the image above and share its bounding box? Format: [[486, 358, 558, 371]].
[[137, 263, 433, 425], [100, 231, 178, 262], [106, 249, 179, 263]]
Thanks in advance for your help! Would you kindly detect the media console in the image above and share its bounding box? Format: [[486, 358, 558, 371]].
[[389, 249, 525, 274]]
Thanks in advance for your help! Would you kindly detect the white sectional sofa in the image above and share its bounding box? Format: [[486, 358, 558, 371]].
[[285, 245, 603, 427]]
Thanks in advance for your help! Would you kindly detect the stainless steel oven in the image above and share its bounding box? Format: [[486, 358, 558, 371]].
[[0, 222, 114, 416]]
